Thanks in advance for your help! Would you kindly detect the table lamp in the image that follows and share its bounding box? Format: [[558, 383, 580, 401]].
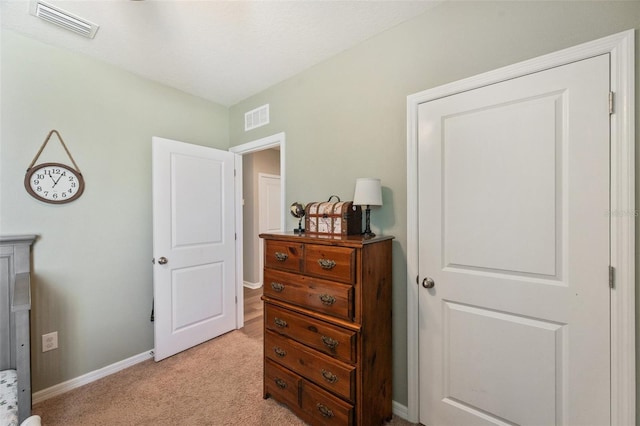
[[353, 178, 382, 237]]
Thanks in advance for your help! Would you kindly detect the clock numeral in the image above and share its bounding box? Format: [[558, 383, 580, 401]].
[[36, 186, 42, 192], [52, 193, 58, 199], [44, 191, 49, 196], [36, 174, 44, 179], [69, 176, 75, 182], [71, 183, 76, 188], [68, 189, 73, 194], [33, 179, 40, 185]]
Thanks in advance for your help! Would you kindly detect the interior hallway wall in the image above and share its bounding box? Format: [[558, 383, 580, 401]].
[[242, 148, 280, 286]]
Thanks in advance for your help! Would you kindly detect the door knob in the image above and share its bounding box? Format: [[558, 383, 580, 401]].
[[422, 277, 435, 289], [158, 257, 168, 265]]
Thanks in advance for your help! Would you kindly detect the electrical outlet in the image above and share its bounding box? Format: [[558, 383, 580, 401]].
[[42, 331, 58, 352]]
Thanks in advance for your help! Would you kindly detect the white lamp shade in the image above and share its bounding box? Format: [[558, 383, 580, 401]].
[[353, 178, 382, 206]]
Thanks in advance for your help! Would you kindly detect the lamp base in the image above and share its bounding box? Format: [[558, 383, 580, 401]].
[[362, 206, 376, 238]]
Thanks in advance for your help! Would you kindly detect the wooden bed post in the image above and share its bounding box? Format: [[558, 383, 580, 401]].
[[1, 235, 37, 424]]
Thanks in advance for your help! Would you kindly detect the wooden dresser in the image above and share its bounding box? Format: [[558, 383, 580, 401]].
[[259, 232, 393, 426]]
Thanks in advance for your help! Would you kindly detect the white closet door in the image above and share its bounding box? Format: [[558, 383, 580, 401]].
[[418, 54, 610, 425]]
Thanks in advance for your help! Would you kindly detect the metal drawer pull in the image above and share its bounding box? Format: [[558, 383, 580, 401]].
[[321, 336, 339, 350], [275, 378, 287, 389], [271, 282, 285, 292], [273, 347, 287, 358], [317, 258, 336, 270], [317, 403, 334, 418], [274, 317, 288, 328], [321, 369, 338, 384], [319, 294, 336, 305], [274, 252, 288, 262]]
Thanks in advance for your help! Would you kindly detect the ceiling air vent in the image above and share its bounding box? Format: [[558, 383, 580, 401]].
[[30, 0, 100, 39], [245, 104, 270, 131]]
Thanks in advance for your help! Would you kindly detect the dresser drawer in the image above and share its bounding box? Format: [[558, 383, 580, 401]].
[[264, 269, 353, 321], [265, 240, 304, 273], [304, 244, 355, 284], [301, 380, 354, 426], [265, 330, 355, 402], [265, 304, 356, 363], [264, 358, 301, 410]]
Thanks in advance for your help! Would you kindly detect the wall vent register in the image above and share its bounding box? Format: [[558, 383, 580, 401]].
[[245, 104, 270, 131], [29, 0, 100, 39]]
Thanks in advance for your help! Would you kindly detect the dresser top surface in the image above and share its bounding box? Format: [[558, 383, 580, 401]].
[[259, 232, 394, 247]]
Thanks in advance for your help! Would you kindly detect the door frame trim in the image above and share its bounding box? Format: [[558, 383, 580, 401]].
[[229, 132, 286, 328], [406, 30, 635, 424]]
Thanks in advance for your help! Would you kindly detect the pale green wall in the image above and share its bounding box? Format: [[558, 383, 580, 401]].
[[229, 1, 640, 409], [0, 29, 229, 391]]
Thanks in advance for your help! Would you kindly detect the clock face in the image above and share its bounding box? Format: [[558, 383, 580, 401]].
[[24, 162, 85, 204]]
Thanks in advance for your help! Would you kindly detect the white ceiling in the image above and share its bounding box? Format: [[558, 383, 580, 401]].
[[1, 0, 441, 106]]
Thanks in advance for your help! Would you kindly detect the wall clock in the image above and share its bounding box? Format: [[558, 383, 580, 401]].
[[24, 162, 85, 204], [24, 130, 85, 204]]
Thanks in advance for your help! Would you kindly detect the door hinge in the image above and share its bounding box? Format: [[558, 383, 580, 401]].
[[609, 91, 614, 115], [609, 265, 615, 289]]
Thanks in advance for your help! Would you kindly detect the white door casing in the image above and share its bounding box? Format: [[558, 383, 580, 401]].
[[258, 173, 282, 287], [406, 30, 635, 425], [152, 137, 237, 362], [229, 132, 286, 235], [229, 132, 287, 292]]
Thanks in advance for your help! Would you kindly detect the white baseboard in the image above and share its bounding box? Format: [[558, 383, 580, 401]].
[[243, 281, 262, 290], [32, 349, 153, 404], [392, 400, 411, 422]]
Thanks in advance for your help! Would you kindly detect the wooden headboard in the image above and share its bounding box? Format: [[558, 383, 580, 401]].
[[1, 235, 36, 423]]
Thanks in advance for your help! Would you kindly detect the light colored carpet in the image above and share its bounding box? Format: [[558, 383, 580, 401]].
[[33, 330, 415, 425]]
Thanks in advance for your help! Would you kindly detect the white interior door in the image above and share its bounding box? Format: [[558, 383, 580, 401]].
[[418, 54, 611, 425], [152, 136, 237, 361], [258, 173, 281, 287]]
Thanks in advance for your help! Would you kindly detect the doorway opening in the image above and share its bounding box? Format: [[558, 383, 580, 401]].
[[229, 132, 286, 341]]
